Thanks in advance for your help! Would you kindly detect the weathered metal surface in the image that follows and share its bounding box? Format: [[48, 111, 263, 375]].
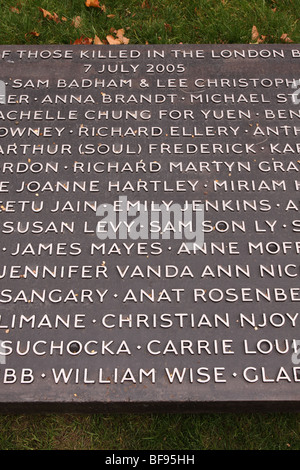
[[0, 45, 299, 411]]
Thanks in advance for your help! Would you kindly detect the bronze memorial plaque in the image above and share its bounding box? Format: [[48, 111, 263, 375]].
[[0, 44, 300, 411]]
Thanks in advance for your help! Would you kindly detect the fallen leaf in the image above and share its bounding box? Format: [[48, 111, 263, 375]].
[[115, 28, 130, 44], [52, 12, 60, 23], [25, 31, 40, 40], [94, 34, 104, 44], [141, 0, 150, 7], [61, 16, 67, 21], [38, 7, 60, 23], [116, 28, 125, 36], [105, 27, 130, 44], [85, 0, 99, 6], [106, 34, 122, 45], [85, 0, 106, 10], [281, 33, 293, 43], [81, 37, 93, 44], [10, 6, 20, 13], [251, 25, 266, 43], [73, 35, 93, 44], [39, 7, 51, 18], [72, 16, 82, 28], [107, 14, 115, 18], [164, 23, 172, 32], [251, 25, 259, 41]]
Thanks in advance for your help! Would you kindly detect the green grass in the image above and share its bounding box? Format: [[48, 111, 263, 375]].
[[0, 0, 300, 451], [0, 0, 299, 45], [0, 413, 299, 450]]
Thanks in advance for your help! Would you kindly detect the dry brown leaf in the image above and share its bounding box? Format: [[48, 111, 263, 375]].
[[85, 0, 99, 6], [141, 0, 150, 8], [10, 6, 20, 13], [25, 31, 40, 40], [106, 34, 122, 45], [251, 25, 259, 41], [81, 37, 93, 44], [164, 23, 172, 32], [38, 7, 60, 23], [73, 35, 93, 44], [281, 33, 293, 43], [85, 0, 106, 9], [251, 25, 266, 43], [115, 28, 130, 44], [38, 7, 51, 18], [72, 16, 82, 28], [107, 14, 115, 18], [52, 12, 60, 23], [61, 16, 67, 21], [121, 36, 130, 44], [94, 35, 104, 44], [116, 28, 125, 37], [105, 27, 130, 44]]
